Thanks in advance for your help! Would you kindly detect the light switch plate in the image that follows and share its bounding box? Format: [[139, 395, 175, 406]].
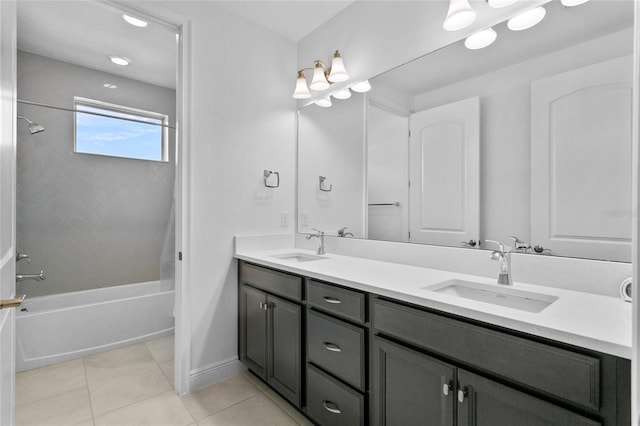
[[281, 211, 289, 227], [300, 211, 309, 227]]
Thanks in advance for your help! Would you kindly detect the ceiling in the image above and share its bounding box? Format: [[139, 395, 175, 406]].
[[215, 1, 354, 42], [17, 1, 177, 89], [16, 1, 353, 91]]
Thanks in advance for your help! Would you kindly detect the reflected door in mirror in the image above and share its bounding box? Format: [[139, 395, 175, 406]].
[[409, 96, 480, 246]]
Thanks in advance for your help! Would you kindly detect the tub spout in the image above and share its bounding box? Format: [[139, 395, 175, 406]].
[[16, 271, 46, 283]]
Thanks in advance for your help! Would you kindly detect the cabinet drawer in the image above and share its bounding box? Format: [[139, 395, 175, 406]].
[[373, 298, 601, 410], [239, 261, 302, 301], [307, 279, 366, 323], [306, 364, 365, 426], [307, 310, 366, 390]]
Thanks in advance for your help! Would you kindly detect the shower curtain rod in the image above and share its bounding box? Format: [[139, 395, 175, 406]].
[[17, 99, 177, 130]]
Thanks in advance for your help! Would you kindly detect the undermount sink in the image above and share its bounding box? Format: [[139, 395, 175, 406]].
[[424, 279, 558, 313], [271, 252, 327, 263]]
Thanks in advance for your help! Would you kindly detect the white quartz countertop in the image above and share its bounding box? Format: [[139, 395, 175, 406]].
[[235, 248, 632, 359]]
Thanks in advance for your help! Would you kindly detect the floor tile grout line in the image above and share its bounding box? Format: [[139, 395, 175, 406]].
[[81, 357, 97, 425], [193, 393, 261, 423]]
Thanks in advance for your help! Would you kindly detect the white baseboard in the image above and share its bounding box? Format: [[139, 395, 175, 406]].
[[189, 357, 247, 391]]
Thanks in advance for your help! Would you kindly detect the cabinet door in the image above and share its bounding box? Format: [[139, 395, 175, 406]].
[[372, 336, 455, 426], [268, 294, 301, 407], [240, 285, 267, 379], [457, 369, 601, 426]]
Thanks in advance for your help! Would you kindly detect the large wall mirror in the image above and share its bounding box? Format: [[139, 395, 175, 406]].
[[297, 0, 633, 262]]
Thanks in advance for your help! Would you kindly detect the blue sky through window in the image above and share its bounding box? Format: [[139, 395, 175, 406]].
[[75, 103, 166, 161]]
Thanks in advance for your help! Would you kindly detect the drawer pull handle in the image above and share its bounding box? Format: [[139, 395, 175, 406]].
[[322, 400, 341, 414], [323, 296, 342, 304], [458, 388, 468, 403], [259, 302, 269, 311], [323, 342, 342, 352], [443, 382, 452, 396]]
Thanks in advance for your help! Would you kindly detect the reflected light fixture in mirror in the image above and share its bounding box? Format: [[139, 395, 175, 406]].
[[108, 55, 130, 66], [333, 88, 352, 99], [122, 14, 148, 27], [315, 97, 332, 107], [443, 0, 477, 31], [507, 6, 546, 31], [351, 80, 371, 93], [561, 0, 590, 6], [465, 27, 497, 49], [488, 0, 518, 8]]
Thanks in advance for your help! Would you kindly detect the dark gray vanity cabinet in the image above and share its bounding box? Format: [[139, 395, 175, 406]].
[[372, 296, 629, 426], [239, 262, 302, 408], [305, 279, 368, 426]]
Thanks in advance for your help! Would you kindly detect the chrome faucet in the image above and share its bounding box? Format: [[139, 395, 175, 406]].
[[509, 236, 532, 254], [337, 227, 354, 237], [486, 240, 512, 286], [16, 271, 46, 283], [306, 228, 325, 255], [16, 252, 31, 263]]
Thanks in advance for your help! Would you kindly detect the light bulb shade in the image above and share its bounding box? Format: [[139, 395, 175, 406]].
[[464, 28, 497, 50], [328, 51, 349, 83], [507, 6, 546, 31], [316, 97, 332, 108], [560, 0, 589, 6], [443, 0, 477, 31], [351, 80, 371, 93], [487, 0, 517, 8], [332, 89, 351, 100], [310, 64, 330, 91], [292, 75, 311, 99]]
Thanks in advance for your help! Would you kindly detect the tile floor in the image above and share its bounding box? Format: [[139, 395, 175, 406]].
[[15, 335, 313, 426]]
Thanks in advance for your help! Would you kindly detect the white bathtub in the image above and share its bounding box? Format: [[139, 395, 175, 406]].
[[16, 280, 174, 372]]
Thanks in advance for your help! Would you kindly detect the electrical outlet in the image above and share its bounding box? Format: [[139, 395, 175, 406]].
[[281, 211, 289, 227], [301, 211, 309, 227]]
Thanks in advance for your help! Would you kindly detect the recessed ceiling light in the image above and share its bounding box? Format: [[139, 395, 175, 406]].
[[507, 6, 546, 31], [103, 83, 118, 89], [108, 56, 131, 66], [464, 28, 497, 50], [123, 14, 148, 27]]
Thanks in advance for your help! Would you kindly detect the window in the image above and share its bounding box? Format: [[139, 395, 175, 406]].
[[74, 97, 169, 162]]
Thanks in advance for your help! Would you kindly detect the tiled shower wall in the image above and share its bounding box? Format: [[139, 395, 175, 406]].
[[16, 51, 176, 297]]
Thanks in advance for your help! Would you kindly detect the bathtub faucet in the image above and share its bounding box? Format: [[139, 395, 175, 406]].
[[16, 271, 46, 283]]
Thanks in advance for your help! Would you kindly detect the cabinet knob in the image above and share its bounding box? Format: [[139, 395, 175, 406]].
[[458, 388, 468, 403], [322, 400, 342, 414], [442, 382, 452, 396], [259, 302, 268, 311], [323, 296, 342, 304], [323, 342, 342, 352]]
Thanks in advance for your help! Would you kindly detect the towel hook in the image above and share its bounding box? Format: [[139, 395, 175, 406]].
[[264, 170, 280, 188], [319, 176, 332, 192]]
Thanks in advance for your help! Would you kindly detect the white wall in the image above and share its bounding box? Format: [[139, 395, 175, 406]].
[[144, 1, 297, 390], [297, 93, 366, 237]]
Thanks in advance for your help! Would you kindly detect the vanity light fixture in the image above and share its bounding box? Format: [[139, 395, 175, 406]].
[[507, 6, 546, 31], [487, 0, 518, 8], [108, 55, 131, 66], [351, 80, 371, 93], [315, 97, 332, 108], [122, 14, 148, 27], [560, 0, 590, 6], [464, 27, 497, 50], [443, 0, 477, 31], [292, 50, 349, 98], [332, 88, 352, 100]]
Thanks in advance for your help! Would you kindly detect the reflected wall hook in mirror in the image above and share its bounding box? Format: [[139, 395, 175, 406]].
[[263, 170, 280, 188], [319, 176, 332, 192]]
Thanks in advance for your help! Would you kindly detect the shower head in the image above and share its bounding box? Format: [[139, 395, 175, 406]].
[[17, 115, 45, 134]]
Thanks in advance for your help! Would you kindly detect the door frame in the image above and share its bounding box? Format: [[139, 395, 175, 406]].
[[101, 0, 193, 395], [632, 0, 640, 422]]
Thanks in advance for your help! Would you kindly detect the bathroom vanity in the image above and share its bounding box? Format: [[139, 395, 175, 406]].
[[236, 249, 631, 426]]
